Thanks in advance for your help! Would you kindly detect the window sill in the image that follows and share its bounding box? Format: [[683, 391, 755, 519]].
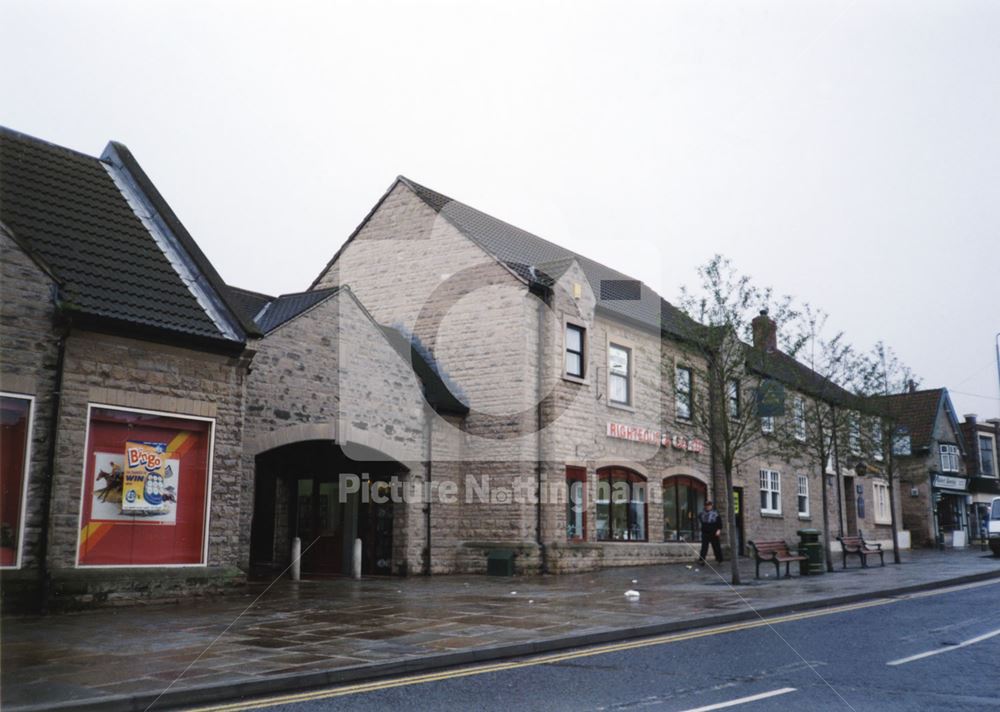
[[798, 515, 811, 521], [562, 375, 589, 386], [607, 401, 635, 413], [675, 417, 694, 427], [760, 512, 783, 519]]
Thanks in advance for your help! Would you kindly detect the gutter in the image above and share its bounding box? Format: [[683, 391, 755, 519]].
[[532, 282, 551, 574], [39, 297, 69, 613]]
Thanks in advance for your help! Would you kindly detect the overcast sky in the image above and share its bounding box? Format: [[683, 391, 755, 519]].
[[2, 0, 998, 418]]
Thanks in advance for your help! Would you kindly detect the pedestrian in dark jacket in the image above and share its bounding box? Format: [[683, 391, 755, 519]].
[[697, 500, 723, 565]]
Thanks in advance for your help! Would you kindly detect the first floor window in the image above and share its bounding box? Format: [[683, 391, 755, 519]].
[[663, 476, 707, 542], [940, 444, 960, 473], [78, 406, 214, 566], [596, 467, 647, 541], [793, 397, 806, 441], [849, 413, 861, 455], [1, 395, 33, 567], [760, 469, 781, 514], [979, 435, 996, 477], [871, 418, 884, 460], [797, 474, 809, 517], [565, 324, 585, 379], [873, 480, 891, 524], [727, 379, 740, 420], [675, 366, 692, 420], [566, 467, 586, 540], [609, 344, 631, 405]]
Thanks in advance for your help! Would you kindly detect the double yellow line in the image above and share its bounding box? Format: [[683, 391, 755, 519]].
[[188, 597, 894, 711]]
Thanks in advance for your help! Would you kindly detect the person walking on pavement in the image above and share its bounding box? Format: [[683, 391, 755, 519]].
[[697, 500, 723, 565]]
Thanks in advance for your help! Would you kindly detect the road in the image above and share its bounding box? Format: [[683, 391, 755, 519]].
[[193, 579, 1000, 712]]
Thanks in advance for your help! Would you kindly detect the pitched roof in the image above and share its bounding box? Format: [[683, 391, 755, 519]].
[[0, 127, 248, 345], [876, 388, 947, 452], [254, 288, 339, 334], [226, 285, 275, 324], [746, 346, 857, 407], [396, 177, 702, 340]]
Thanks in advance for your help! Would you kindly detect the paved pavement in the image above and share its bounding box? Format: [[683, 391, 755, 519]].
[[258, 579, 1000, 712], [2, 548, 999, 711]]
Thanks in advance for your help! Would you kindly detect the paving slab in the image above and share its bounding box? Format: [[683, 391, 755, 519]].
[[2, 548, 999, 711]]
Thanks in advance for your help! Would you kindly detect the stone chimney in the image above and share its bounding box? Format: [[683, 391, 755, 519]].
[[751, 309, 777, 352], [907, 379, 917, 394], [964, 414, 978, 426]]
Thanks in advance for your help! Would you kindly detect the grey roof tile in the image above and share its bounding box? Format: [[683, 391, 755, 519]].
[[0, 128, 238, 343], [398, 177, 701, 339]]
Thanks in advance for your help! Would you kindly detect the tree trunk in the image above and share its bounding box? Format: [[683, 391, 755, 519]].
[[819, 461, 834, 572], [724, 466, 741, 585], [888, 468, 902, 564]]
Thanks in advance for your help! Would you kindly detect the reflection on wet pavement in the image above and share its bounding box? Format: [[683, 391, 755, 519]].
[[2, 548, 998, 709]]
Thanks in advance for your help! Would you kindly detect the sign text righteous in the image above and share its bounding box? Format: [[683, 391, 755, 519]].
[[606, 422, 705, 453]]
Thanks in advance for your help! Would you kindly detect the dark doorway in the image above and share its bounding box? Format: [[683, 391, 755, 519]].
[[663, 476, 707, 542], [843, 476, 858, 536], [250, 440, 404, 578]]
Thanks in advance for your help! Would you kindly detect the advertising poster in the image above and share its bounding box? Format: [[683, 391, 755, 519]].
[[78, 407, 211, 566], [90, 450, 179, 524]]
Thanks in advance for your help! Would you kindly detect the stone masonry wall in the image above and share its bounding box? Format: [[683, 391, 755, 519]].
[[242, 290, 430, 574], [0, 231, 61, 573], [49, 331, 247, 573]]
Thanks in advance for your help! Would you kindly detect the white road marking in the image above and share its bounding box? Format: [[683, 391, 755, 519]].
[[887, 626, 1000, 666], [677, 687, 797, 712]]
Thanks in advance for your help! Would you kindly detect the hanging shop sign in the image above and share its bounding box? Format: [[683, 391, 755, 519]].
[[606, 422, 705, 453], [932, 474, 968, 492]]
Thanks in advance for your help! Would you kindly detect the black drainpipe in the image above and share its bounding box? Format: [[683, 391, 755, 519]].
[[39, 307, 70, 613], [424, 403, 433, 576], [830, 404, 845, 536], [532, 281, 551, 574]]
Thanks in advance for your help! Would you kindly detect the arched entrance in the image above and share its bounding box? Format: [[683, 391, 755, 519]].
[[250, 439, 409, 578], [663, 475, 707, 543]]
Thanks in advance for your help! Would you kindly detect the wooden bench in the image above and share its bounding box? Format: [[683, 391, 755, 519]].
[[837, 535, 885, 569], [748, 539, 808, 579]]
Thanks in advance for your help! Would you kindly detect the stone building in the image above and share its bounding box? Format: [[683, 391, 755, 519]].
[[0, 127, 914, 607], [0, 128, 256, 607], [880, 387, 970, 547], [307, 176, 905, 573]]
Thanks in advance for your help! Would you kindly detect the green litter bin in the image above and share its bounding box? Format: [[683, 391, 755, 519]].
[[797, 529, 825, 575], [486, 549, 515, 576]]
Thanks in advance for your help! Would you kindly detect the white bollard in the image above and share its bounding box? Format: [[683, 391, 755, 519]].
[[291, 537, 301, 581], [353, 538, 362, 580]]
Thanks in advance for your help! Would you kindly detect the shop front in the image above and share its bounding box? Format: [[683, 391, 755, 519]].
[[932, 473, 970, 548]]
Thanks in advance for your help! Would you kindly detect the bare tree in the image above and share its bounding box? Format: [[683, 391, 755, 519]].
[[855, 341, 921, 564], [678, 256, 802, 584], [779, 305, 860, 572]]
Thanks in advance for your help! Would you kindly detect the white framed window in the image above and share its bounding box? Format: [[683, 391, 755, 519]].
[[565, 323, 586, 379], [675, 366, 692, 420], [872, 480, 891, 524], [608, 343, 632, 406], [727, 379, 740, 420], [759, 469, 781, 515], [761, 416, 774, 434], [940, 444, 960, 473], [793, 396, 806, 441], [797, 474, 809, 517], [979, 434, 996, 477], [1, 393, 35, 569]]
